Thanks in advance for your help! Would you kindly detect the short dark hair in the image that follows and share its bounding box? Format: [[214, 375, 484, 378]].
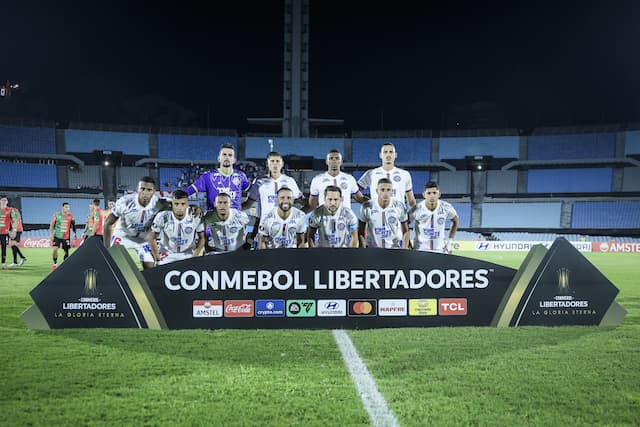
[[92, 199, 101, 206], [216, 192, 231, 200], [172, 189, 188, 200], [377, 177, 392, 186], [62, 202, 70, 207], [267, 151, 283, 159], [0, 195, 7, 200], [140, 176, 156, 186], [277, 186, 293, 195], [219, 143, 235, 152], [324, 185, 342, 196], [424, 181, 439, 190]]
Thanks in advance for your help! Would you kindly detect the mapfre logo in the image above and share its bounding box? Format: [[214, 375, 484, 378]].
[[224, 300, 254, 317], [439, 298, 467, 315]]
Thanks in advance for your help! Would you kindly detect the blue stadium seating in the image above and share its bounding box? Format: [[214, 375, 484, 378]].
[[65, 129, 149, 155], [245, 137, 345, 159], [21, 197, 95, 224], [527, 168, 612, 193], [158, 135, 235, 160], [528, 133, 616, 160], [0, 125, 56, 154], [159, 168, 187, 191], [0, 163, 57, 188], [352, 138, 431, 163], [625, 130, 640, 156], [439, 136, 519, 159], [481, 202, 562, 228], [571, 201, 640, 228]]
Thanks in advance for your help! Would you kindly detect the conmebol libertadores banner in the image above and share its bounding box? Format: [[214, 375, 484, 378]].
[[22, 237, 626, 329]]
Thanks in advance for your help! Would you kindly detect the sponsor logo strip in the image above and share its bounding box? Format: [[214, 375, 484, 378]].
[[439, 298, 467, 315], [378, 299, 407, 316], [193, 300, 223, 318], [348, 299, 377, 317], [317, 299, 347, 317], [408, 299, 437, 316], [224, 300, 254, 317], [255, 300, 285, 317], [286, 300, 316, 317]]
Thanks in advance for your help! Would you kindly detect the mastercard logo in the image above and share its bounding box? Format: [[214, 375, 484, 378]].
[[349, 300, 377, 316]]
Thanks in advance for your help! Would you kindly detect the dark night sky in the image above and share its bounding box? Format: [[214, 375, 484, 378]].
[[2, 0, 639, 131]]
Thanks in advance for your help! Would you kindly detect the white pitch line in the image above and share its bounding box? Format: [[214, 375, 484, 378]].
[[332, 329, 400, 427]]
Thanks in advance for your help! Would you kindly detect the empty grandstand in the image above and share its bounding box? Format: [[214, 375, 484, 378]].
[[1, 118, 639, 240]]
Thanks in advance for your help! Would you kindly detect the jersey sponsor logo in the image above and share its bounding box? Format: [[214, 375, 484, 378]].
[[439, 298, 467, 315], [378, 299, 407, 316], [193, 300, 223, 318], [224, 300, 254, 317]]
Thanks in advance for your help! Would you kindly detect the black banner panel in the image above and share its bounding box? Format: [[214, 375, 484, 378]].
[[22, 237, 626, 329]]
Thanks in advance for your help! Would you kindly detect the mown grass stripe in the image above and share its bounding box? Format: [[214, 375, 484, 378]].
[[333, 329, 399, 427]]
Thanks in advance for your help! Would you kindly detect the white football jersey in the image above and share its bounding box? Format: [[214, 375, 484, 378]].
[[112, 193, 164, 240], [309, 171, 359, 209], [258, 207, 307, 249], [357, 167, 413, 205], [357, 199, 408, 249], [151, 211, 204, 255], [410, 200, 457, 252], [204, 209, 250, 253], [308, 205, 358, 248], [249, 175, 303, 218]]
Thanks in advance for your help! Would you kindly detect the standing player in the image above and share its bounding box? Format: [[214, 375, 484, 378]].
[[0, 196, 12, 269], [202, 192, 252, 254], [103, 176, 172, 270], [357, 178, 409, 249], [410, 181, 459, 253], [308, 186, 359, 248], [184, 143, 251, 210], [357, 142, 416, 208], [50, 202, 77, 270], [257, 187, 307, 249], [308, 149, 367, 211], [246, 151, 304, 244], [148, 190, 205, 265], [9, 202, 27, 266]]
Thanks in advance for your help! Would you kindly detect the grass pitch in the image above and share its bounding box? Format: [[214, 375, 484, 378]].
[[1, 248, 639, 426]]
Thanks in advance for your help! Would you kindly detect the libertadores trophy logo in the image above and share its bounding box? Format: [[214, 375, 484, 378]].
[[556, 267, 571, 295], [83, 268, 99, 297]]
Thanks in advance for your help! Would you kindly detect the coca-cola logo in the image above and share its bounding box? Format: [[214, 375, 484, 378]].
[[22, 238, 52, 248], [224, 300, 254, 317]]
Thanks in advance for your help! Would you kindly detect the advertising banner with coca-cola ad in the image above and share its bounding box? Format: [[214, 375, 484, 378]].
[[20, 238, 83, 248], [22, 237, 626, 330]]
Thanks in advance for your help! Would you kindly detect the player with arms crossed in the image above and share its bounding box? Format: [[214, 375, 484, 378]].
[[49, 202, 77, 270], [202, 192, 253, 254], [357, 142, 416, 208], [148, 190, 205, 265], [103, 177, 172, 270], [409, 181, 459, 253], [257, 187, 307, 249], [307, 185, 359, 248], [357, 178, 409, 249]]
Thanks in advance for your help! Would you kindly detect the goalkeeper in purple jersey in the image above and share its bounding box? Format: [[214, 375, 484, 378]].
[[184, 143, 251, 210]]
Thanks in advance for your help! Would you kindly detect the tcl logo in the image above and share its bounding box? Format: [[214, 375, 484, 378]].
[[439, 298, 467, 315], [224, 300, 254, 317]]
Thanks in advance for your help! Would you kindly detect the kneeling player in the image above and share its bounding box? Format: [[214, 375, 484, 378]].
[[148, 190, 205, 265], [202, 192, 252, 254]]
